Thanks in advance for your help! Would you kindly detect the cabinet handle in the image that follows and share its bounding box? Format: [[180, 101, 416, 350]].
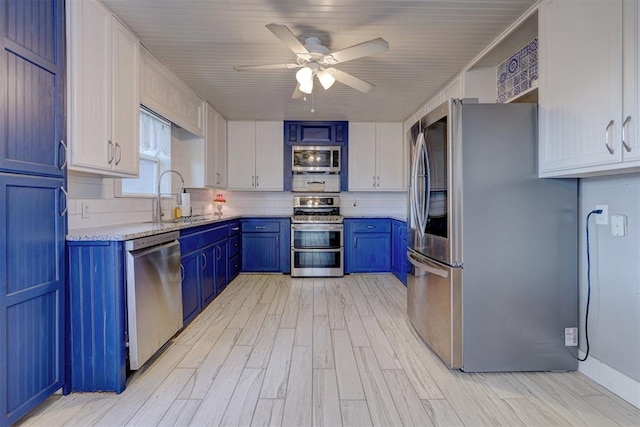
[[216, 172, 221, 185], [217, 245, 221, 260], [604, 120, 615, 154], [114, 142, 122, 165], [256, 175, 259, 187], [59, 186, 68, 217], [58, 139, 67, 170], [367, 225, 375, 229], [107, 140, 115, 164], [276, 236, 279, 248], [622, 116, 632, 152], [231, 227, 240, 231], [354, 237, 357, 248], [202, 252, 207, 270], [252, 176, 255, 187], [180, 264, 185, 282], [373, 176, 376, 187], [256, 226, 266, 230], [377, 176, 380, 187]]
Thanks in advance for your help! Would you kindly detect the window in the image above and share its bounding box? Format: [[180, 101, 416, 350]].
[[120, 108, 171, 196]]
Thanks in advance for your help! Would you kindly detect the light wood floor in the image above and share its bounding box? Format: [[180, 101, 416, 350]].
[[20, 274, 640, 426]]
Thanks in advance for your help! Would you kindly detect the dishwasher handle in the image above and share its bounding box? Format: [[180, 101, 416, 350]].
[[129, 239, 180, 258]]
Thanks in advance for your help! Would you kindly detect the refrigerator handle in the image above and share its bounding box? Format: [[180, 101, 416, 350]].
[[410, 134, 422, 232], [422, 131, 431, 236], [407, 250, 449, 278]]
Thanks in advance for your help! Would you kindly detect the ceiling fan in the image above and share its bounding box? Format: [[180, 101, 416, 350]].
[[234, 23, 389, 98]]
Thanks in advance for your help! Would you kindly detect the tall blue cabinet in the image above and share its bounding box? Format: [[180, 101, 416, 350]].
[[0, 1, 67, 425]]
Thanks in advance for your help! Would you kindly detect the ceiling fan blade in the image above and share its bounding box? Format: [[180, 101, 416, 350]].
[[292, 84, 305, 99], [331, 68, 374, 93], [266, 23, 309, 55], [233, 63, 301, 71], [325, 37, 389, 64]]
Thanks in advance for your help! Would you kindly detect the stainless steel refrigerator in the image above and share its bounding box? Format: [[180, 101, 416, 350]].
[[407, 99, 579, 372]]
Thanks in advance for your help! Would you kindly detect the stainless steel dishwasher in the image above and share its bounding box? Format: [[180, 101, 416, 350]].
[[125, 231, 182, 370]]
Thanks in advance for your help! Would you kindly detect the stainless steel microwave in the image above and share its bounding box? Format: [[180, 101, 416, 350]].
[[292, 145, 341, 173]]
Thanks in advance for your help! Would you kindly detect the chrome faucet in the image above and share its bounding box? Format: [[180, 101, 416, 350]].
[[156, 169, 185, 222]]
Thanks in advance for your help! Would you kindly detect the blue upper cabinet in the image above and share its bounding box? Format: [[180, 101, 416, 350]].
[[0, 0, 66, 178], [1, 1, 67, 425], [283, 121, 349, 191]]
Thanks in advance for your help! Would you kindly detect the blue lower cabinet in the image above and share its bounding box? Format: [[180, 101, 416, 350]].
[[181, 250, 202, 325], [67, 241, 127, 394], [392, 220, 408, 285], [345, 219, 392, 273], [241, 218, 290, 273]]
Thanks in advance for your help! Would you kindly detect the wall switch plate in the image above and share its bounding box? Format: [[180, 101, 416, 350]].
[[595, 204, 608, 225], [565, 327, 578, 346], [81, 202, 91, 219], [611, 214, 627, 237]]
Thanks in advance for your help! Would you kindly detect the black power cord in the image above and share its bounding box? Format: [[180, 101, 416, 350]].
[[578, 209, 603, 362]]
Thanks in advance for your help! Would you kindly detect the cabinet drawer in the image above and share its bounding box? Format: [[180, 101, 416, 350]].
[[228, 221, 241, 236], [179, 234, 200, 254], [201, 225, 228, 246], [241, 220, 280, 233], [229, 234, 241, 257], [229, 254, 241, 279], [349, 219, 391, 233]]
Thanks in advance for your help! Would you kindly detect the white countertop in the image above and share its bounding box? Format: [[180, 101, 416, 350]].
[[66, 215, 406, 241], [66, 215, 243, 241]]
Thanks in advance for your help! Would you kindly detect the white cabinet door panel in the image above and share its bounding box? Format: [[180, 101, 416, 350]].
[[538, 0, 624, 176], [375, 123, 404, 190], [68, 0, 111, 172], [348, 123, 377, 190], [227, 121, 257, 190], [111, 19, 139, 175], [255, 121, 283, 191]]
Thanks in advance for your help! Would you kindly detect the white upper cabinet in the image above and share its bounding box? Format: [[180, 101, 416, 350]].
[[181, 103, 227, 188], [227, 121, 283, 191], [349, 123, 404, 191], [538, 0, 639, 177], [67, 0, 139, 177]]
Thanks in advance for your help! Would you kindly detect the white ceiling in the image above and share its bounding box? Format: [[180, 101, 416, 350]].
[[101, 0, 537, 122]]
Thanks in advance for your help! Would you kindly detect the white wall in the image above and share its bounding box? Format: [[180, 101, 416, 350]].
[[578, 173, 640, 407]]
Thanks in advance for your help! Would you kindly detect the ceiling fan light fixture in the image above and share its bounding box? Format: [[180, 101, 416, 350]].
[[317, 69, 336, 90], [299, 79, 313, 94], [296, 66, 313, 85]]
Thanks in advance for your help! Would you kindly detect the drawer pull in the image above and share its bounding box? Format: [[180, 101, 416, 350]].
[[256, 226, 266, 230]]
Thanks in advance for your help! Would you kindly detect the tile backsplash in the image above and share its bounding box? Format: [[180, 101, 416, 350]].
[[497, 37, 538, 103], [67, 172, 407, 230]]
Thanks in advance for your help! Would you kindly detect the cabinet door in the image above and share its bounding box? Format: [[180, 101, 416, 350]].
[[215, 112, 228, 188], [111, 19, 139, 176], [201, 245, 215, 306], [0, 0, 65, 177], [539, 0, 623, 176], [348, 123, 377, 190], [215, 240, 228, 294], [375, 123, 404, 190], [242, 233, 280, 272], [181, 251, 201, 325], [622, 0, 640, 163], [255, 121, 283, 190], [1, 174, 66, 423], [68, 0, 112, 172], [351, 233, 391, 272], [227, 121, 256, 189]]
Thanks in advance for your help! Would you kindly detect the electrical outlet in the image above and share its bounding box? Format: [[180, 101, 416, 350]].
[[595, 204, 608, 225], [565, 327, 578, 347], [611, 214, 627, 237], [81, 202, 91, 219]]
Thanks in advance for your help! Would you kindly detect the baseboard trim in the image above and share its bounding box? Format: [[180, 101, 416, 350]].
[[578, 352, 640, 409]]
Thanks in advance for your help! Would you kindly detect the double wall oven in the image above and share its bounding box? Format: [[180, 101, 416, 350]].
[[291, 195, 344, 277]]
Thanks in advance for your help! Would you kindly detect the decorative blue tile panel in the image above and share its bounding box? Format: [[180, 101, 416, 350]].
[[497, 38, 538, 103]]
